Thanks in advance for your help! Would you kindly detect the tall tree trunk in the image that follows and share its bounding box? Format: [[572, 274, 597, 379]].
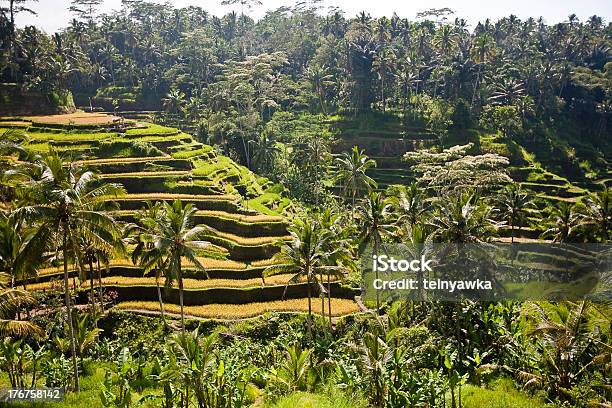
[[156, 272, 168, 329], [97, 258, 103, 311], [327, 273, 332, 331], [63, 228, 79, 392], [319, 272, 326, 335], [88, 261, 94, 309], [178, 261, 185, 333], [374, 244, 380, 315], [471, 66, 481, 110], [306, 275, 312, 340], [319, 89, 327, 114], [381, 76, 385, 113]]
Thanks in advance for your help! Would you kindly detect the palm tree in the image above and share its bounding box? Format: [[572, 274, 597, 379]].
[[403, 224, 431, 301], [273, 343, 312, 392], [69, 311, 102, 371], [15, 151, 124, 392], [163, 88, 186, 116], [521, 301, 612, 398], [361, 332, 390, 407], [576, 189, 610, 242], [315, 208, 355, 330], [433, 24, 457, 57], [141, 200, 213, 332], [541, 202, 580, 243], [334, 146, 377, 209], [263, 218, 340, 339], [0, 211, 45, 288], [488, 78, 526, 106], [470, 33, 495, 109], [430, 191, 497, 243], [356, 191, 396, 314], [250, 131, 279, 174], [169, 329, 218, 407], [306, 65, 335, 113], [0, 274, 44, 338], [78, 212, 123, 311], [372, 47, 396, 113], [493, 183, 537, 242], [389, 183, 427, 233], [127, 202, 170, 328]]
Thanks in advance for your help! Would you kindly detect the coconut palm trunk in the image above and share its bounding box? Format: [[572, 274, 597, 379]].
[[306, 274, 312, 339], [320, 271, 326, 334], [327, 273, 332, 330], [88, 261, 95, 308], [97, 258, 103, 311], [374, 243, 381, 315], [62, 228, 79, 392], [155, 271, 168, 328], [178, 260, 185, 333]]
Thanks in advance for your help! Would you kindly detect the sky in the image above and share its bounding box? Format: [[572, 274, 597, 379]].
[[14, 0, 612, 34]]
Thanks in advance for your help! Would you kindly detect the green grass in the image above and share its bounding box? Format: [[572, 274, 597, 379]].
[[460, 378, 552, 408], [479, 134, 512, 157], [125, 123, 179, 136], [171, 146, 213, 159], [26, 142, 94, 153], [246, 192, 292, 216], [192, 156, 236, 178], [115, 133, 189, 143], [26, 131, 117, 142], [0, 362, 161, 408], [267, 391, 367, 408]]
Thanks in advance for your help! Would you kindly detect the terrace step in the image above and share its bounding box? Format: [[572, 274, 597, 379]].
[[521, 182, 586, 198], [98, 281, 357, 306], [80, 157, 193, 173], [28, 257, 280, 285], [113, 297, 361, 319], [99, 172, 221, 195], [113, 194, 243, 213]]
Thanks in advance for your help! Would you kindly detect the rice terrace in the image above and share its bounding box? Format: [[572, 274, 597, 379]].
[[0, 0, 611, 407]]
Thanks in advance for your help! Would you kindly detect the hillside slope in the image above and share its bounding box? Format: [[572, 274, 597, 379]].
[[1, 113, 359, 319]]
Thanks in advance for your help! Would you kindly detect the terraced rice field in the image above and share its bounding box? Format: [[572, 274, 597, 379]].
[[5, 112, 359, 318], [114, 298, 361, 319], [332, 116, 599, 241], [26, 274, 316, 291], [26, 112, 123, 126]]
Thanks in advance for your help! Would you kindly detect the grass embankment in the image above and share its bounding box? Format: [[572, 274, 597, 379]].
[[171, 146, 213, 159], [74, 156, 172, 165], [26, 131, 117, 142], [207, 230, 290, 246], [111, 208, 282, 223], [27, 274, 313, 291], [36, 257, 278, 279], [114, 298, 360, 319], [99, 170, 190, 178], [124, 123, 178, 136]]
